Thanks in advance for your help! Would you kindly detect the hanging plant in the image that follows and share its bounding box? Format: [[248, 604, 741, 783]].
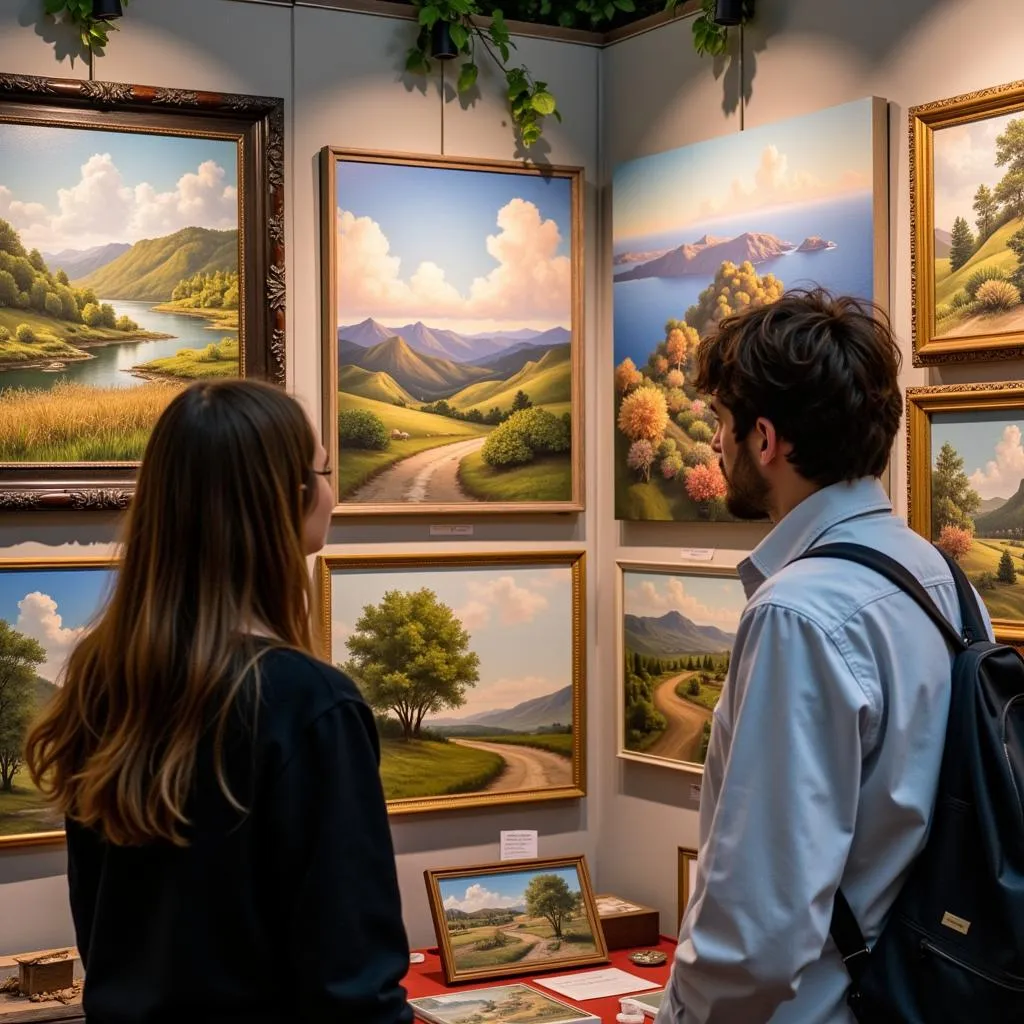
[[406, 0, 560, 149], [673, 0, 754, 57], [43, 0, 130, 54]]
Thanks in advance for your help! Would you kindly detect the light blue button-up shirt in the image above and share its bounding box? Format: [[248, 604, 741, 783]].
[[656, 477, 992, 1024]]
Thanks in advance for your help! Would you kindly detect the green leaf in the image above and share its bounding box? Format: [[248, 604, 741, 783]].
[[457, 61, 478, 92], [521, 123, 542, 147], [44, 0, 65, 15], [531, 90, 557, 116], [614, 0, 636, 10], [499, 42, 510, 61], [491, 8, 506, 30], [418, 5, 441, 28], [449, 22, 468, 48], [558, 10, 575, 25]]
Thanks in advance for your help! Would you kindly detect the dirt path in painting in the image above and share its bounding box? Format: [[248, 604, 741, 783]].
[[348, 436, 487, 504], [646, 673, 712, 763], [451, 739, 572, 792]]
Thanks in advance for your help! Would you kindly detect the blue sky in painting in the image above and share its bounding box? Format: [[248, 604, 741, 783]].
[[613, 98, 876, 244], [623, 570, 746, 633], [333, 160, 573, 334], [331, 565, 572, 716], [0, 122, 238, 254], [439, 866, 582, 912], [0, 567, 113, 681], [932, 410, 1024, 502]]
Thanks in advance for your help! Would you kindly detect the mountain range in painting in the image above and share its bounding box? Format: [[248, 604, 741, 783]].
[[426, 684, 572, 733], [624, 609, 736, 656]]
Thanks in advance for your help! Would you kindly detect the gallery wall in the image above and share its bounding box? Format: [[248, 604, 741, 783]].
[[1, 0, 1023, 963]]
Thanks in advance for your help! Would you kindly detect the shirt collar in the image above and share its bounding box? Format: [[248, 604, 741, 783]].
[[738, 476, 893, 598]]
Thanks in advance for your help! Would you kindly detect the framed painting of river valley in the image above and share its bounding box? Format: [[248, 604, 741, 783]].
[[320, 149, 583, 516], [424, 855, 607, 984], [616, 562, 745, 773], [0, 557, 116, 849], [0, 72, 285, 510], [315, 551, 586, 815], [911, 80, 1024, 363], [907, 381, 1024, 642]]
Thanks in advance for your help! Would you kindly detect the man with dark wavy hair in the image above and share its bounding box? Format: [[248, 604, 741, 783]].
[[656, 290, 992, 1024]]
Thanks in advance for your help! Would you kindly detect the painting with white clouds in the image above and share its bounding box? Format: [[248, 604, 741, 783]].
[[0, 560, 114, 846], [316, 552, 585, 814], [612, 97, 888, 521], [617, 564, 745, 772], [321, 150, 582, 514], [425, 855, 606, 983], [0, 119, 244, 466]]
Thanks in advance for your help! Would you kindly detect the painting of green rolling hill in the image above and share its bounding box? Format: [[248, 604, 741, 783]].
[[328, 154, 579, 509]]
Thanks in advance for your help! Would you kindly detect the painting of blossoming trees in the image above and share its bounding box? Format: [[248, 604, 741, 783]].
[[612, 98, 888, 521]]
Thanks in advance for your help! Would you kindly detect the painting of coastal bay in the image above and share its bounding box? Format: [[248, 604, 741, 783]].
[[0, 559, 114, 847], [0, 122, 240, 464], [618, 564, 745, 773], [318, 552, 585, 815], [321, 151, 582, 514], [612, 98, 888, 521]]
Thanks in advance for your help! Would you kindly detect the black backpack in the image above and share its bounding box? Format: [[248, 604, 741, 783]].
[[796, 543, 1024, 1023]]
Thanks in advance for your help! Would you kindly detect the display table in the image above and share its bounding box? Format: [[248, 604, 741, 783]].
[[404, 936, 676, 1022]]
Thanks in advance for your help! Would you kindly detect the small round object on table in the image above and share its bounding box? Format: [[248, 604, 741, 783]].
[[409, 952, 426, 964], [628, 949, 668, 967]]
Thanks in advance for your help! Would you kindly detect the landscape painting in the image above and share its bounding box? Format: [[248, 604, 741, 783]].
[[612, 97, 887, 521], [318, 552, 585, 814], [908, 382, 1024, 640], [425, 856, 607, 984], [0, 122, 240, 467], [409, 984, 598, 1024], [0, 559, 114, 848], [618, 564, 745, 772], [321, 150, 583, 515], [912, 80, 1024, 360]]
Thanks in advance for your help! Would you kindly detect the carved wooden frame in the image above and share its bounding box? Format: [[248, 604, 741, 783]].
[[0, 72, 285, 510]]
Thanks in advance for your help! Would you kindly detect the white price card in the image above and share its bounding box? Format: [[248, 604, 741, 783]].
[[534, 968, 660, 1001], [689, 783, 702, 805], [429, 524, 474, 536], [499, 829, 538, 860], [680, 548, 715, 561]]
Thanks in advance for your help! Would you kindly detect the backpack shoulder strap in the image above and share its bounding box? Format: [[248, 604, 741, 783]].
[[795, 542, 968, 652]]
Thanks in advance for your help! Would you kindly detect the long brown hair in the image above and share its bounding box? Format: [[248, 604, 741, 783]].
[[25, 380, 319, 846]]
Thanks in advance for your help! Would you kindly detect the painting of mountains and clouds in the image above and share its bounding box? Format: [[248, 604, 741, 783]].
[[619, 566, 745, 771], [324, 153, 581, 512], [0, 122, 242, 465], [323, 554, 584, 813], [612, 98, 887, 521]]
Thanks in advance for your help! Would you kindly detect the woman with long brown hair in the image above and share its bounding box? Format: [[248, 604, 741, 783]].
[[25, 380, 412, 1023]]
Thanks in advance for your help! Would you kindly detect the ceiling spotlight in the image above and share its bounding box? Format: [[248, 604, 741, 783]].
[[713, 0, 747, 26], [92, 0, 124, 20]]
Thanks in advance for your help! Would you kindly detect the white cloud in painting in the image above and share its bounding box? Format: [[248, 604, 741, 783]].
[[3, 154, 237, 252], [626, 577, 741, 632], [443, 884, 521, 913], [699, 144, 869, 220], [967, 424, 1024, 500], [15, 592, 85, 683], [460, 675, 555, 715], [932, 118, 1005, 232], [330, 619, 351, 663], [335, 199, 570, 325], [455, 576, 548, 631]]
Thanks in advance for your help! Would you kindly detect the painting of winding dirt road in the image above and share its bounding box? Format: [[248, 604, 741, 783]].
[[322, 554, 585, 814], [323, 151, 581, 513], [619, 565, 745, 771]]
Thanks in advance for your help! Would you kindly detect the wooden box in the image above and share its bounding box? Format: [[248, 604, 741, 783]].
[[594, 893, 660, 950], [16, 956, 73, 999]]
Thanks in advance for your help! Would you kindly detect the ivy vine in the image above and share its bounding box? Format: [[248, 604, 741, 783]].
[[43, 0, 130, 54]]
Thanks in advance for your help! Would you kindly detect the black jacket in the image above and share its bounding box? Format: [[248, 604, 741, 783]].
[[66, 647, 413, 1024]]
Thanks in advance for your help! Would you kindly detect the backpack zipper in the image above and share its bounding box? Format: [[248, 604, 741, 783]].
[[921, 940, 1024, 992], [1003, 695, 1024, 824]]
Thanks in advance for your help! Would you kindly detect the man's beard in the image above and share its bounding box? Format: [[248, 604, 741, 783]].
[[721, 445, 771, 520]]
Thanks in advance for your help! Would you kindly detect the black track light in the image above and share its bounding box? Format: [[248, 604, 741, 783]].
[[429, 22, 459, 60], [713, 0, 746, 26], [92, 0, 124, 21]]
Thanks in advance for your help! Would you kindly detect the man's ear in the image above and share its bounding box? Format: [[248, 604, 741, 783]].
[[754, 417, 778, 466]]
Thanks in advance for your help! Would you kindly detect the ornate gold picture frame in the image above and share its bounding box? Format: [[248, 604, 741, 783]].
[[677, 846, 697, 931], [315, 550, 586, 815], [907, 381, 1024, 641], [424, 855, 608, 985], [911, 80, 1024, 363]]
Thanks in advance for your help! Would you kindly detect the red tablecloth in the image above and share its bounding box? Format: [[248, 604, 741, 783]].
[[403, 937, 676, 1022]]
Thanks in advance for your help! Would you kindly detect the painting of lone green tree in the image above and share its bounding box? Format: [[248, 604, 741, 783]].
[[930, 411, 1024, 626], [931, 108, 1024, 342], [325, 558, 582, 813], [0, 564, 113, 845]]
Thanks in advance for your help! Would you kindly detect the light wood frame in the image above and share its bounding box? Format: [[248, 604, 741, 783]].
[[910, 79, 1024, 364], [906, 381, 1024, 642], [0, 72, 286, 510], [677, 846, 697, 931], [315, 550, 586, 815], [319, 147, 585, 517], [424, 854, 608, 985], [0, 556, 117, 850], [615, 560, 742, 775]]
